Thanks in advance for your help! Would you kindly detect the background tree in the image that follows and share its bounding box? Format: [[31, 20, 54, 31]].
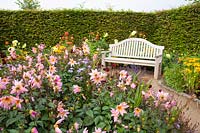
[[185, 0, 200, 3], [15, 0, 40, 10]]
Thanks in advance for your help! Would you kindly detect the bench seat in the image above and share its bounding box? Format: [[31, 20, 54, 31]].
[[101, 38, 164, 79], [104, 57, 156, 67]]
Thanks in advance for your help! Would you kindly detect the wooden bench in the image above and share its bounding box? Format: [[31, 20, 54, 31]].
[[101, 38, 164, 79]]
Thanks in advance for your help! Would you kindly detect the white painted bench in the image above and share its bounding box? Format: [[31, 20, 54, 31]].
[[101, 38, 164, 79]]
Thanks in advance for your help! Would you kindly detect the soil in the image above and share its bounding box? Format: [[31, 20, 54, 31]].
[[138, 69, 200, 133]]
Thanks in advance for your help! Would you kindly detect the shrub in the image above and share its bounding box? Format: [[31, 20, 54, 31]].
[[164, 63, 185, 92], [1, 3, 200, 55], [163, 53, 200, 98], [180, 57, 200, 95]]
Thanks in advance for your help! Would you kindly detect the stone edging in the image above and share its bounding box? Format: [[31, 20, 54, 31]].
[[157, 79, 200, 105]]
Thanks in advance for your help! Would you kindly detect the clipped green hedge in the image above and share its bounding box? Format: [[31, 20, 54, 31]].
[[0, 3, 200, 55], [0, 10, 154, 49], [150, 3, 200, 55]]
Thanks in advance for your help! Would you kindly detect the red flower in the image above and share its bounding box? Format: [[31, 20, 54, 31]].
[[67, 42, 73, 45], [64, 32, 69, 36], [5, 41, 9, 45], [111, 63, 117, 68], [103, 67, 110, 72]]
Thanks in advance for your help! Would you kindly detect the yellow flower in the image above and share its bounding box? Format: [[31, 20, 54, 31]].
[[183, 62, 192, 67], [195, 67, 200, 73], [114, 39, 118, 44], [52, 45, 66, 53], [130, 31, 137, 37], [103, 33, 108, 38], [193, 63, 200, 67], [52, 46, 58, 52], [185, 57, 199, 63], [12, 40, 18, 47], [184, 68, 192, 74], [165, 54, 171, 59], [22, 43, 27, 48]]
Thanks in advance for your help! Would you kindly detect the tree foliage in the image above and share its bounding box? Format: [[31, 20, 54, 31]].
[[15, 0, 40, 10], [185, 0, 200, 3]]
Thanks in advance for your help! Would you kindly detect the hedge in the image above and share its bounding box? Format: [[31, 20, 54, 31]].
[[151, 3, 200, 55], [0, 3, 200, 55]]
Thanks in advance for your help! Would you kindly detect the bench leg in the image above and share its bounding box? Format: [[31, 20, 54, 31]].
[[154, 64, 159, 80], [101, 59, 106, 67], [159, 63, 162, 76]]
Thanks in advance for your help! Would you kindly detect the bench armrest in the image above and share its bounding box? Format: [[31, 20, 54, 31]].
[[101, 51, 111, 60], [155, 54, 162, 58], [101, 51, 111, 54], [155, 54, 163, 63]]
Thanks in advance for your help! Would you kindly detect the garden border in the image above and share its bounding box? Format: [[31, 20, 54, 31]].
[[157, 79, 200, 132], [158, 80, 200, 105]]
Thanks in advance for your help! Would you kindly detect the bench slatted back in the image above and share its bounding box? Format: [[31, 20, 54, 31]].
[[109, 38, 164, 60]]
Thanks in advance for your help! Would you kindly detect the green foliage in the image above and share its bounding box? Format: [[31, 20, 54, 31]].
[[1, 3, 200, 55], [163, 54, 200, 96], [15, 0, 40, 10], [0, 38, 190, 132], [150, 3, 200, 55], [0, 9, 155, 50], [164, 63, 185, 92], [180, 56, 200, 95], [87, 32, 109, 56]]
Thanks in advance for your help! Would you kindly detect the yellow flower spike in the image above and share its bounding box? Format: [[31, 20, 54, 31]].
[[22, 43, 26, 48], [12, 40, 18, 47], [137, 125, 141, 132]]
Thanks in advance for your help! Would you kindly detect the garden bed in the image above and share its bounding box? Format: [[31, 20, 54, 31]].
[[0, 35, 198, 132], [137, 69, 200, 132], [158, 80, 200, 133]]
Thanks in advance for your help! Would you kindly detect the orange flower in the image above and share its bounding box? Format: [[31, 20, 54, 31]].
[[68, 58, 77, 67], [134, 107, 143, 117], [0, 95, 16, 110], [5, 41, 9, 45], [116, 102, 129, 116]]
